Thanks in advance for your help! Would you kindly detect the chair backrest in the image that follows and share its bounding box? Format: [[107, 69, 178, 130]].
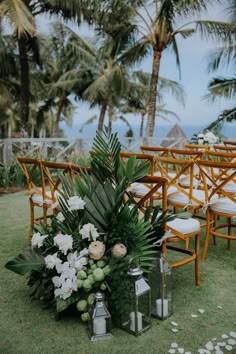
[[184, 143, 210, 152], [205, 150, 236, 163], [168, 148, 203, 160], [223, 140, 236, 147], [213, 144, 236, 153], [196, 159, 236, 203], [154, 155, 204, 209], [140, 145, 170, 157], [17, 156, 46, 197], [41, 160, 73, 203], [120, 152, 155, 175], [125, 175, 168, 215]]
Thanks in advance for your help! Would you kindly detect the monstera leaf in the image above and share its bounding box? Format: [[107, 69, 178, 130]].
[[5, 248, 45, 275]]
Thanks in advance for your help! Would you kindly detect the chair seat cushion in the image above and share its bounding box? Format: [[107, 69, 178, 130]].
[[129, 183, 177, 196], [32, 193, 53, 206], [178, 176, 200, 188], [166, 217, 200, 234], [168, 189, 218, 206], [210, 197, 236, 214], [222, 181, 236, 194]]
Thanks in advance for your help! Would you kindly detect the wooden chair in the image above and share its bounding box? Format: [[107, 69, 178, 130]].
[[140, 145, 170, 157], [121, 154, 200, 285], [223, 140, 236, 147], [213, 144, 236, 154], [196, 159, 236, 260], [17, 157, 54, 241], [184, 143, 210, 154], [41, 160, 74, 213], [126, 174, 201, 286]]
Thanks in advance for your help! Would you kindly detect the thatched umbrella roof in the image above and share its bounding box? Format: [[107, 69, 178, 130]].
[[161, 123, 187, 149]]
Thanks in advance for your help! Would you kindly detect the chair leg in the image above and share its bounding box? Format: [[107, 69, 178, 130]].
[[195, 233, 200, 286], [29, 200, 34, 244], [227, 217, 232, 250], [202, 211, 211, 260]]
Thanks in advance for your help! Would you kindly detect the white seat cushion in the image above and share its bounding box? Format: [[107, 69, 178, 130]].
[[222, 181, 236, 194], [166, 217, 200, 234], [168, 189, 218, 206], [32, 193, 53, 206], [178, 176, 200, 188], [209, 197, 236, 214]]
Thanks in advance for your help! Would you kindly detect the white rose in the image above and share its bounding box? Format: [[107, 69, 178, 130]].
[[79, 223, 99, 241], [45, 252, 62, 270], [68, 196, 86, 211], [31, 232, 48, 248], [54, 234, 73, 255]]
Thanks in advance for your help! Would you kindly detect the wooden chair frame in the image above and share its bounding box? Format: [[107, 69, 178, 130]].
[[17, 157, 53, 241], [196, 159, 236, 260]]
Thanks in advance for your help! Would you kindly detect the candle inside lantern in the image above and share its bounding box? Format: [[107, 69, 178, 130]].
[[93, 317, 106, 335], [129, 311, 143, 332], [156, 299, 168, 318]]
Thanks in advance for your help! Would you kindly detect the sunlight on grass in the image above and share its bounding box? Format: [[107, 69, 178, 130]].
[[0, 191, 235, 354]]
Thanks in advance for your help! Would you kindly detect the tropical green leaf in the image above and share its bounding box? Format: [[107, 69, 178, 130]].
[[5, 249, 45, 275]]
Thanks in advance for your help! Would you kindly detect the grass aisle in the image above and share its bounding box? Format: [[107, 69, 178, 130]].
[[0, 191, 236, 354]]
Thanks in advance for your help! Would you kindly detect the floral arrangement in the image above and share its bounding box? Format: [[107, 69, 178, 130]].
[[5, 130, 170, 324]]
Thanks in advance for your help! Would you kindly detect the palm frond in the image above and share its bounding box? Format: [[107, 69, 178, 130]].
[[204, 77, 236, 102], [196, 21, 236, 43]]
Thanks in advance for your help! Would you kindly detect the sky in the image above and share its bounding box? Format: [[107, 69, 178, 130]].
[[36, 2, 235, 135]]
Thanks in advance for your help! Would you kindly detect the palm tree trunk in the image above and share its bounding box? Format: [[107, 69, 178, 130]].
[[98, 102, 107, 133], [53, 98, 64, 137], [18, 37, 30, 137], [140, 111, 145, 137], [146, 48, 162, 138]]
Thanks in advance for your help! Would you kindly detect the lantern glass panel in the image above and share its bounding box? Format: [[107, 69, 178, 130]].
[[121, 267, 151, 336], [149, 252, 173, 320]]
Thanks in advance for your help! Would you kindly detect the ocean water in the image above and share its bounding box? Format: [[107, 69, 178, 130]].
[[61, 122, 236, 141]]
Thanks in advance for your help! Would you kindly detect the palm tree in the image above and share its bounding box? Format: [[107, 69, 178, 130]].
[[0, 0, 105, 136], [203, 1, 236, 131], [121, 0, 236, 138], [120, 70, 184, 137]]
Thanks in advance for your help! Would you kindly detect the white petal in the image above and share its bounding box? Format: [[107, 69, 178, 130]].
[[228, 339, 236, 345], [171, 328, 179, 333], [171, 343, 178, 348], [191, 314, 198, 318], [229, 332, 236, 338], [198, 309, 205, 314], [171, 321, 178, 327], [225, 345, 233, 351]]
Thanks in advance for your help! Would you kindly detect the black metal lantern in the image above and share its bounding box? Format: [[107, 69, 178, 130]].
[[149, 251, 173, 320], [121, 266, 151, 336], [90, 292, 112, 341]]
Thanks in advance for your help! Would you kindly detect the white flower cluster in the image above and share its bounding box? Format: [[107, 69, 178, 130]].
[[44, 245, 89, 300], [31, 232, 48, 248], [79, 223, 99, 241], [54, 234, 73, 255], [68, 196, 86, 211]]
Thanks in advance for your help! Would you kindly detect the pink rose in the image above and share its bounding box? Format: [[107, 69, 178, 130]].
[[112, 243, 127, 258], [89, 241, 105, 260]]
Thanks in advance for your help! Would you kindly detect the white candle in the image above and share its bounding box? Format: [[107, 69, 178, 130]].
[[129, 311, 143, 332], [93, 317, 106, 335], [156, 299, 168, 318]]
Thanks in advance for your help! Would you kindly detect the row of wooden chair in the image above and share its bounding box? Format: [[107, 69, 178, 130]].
[[121, 150, 236, 261]]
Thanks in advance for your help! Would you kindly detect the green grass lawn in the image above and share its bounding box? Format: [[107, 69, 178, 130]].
[[0, 191, 236, 354]]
